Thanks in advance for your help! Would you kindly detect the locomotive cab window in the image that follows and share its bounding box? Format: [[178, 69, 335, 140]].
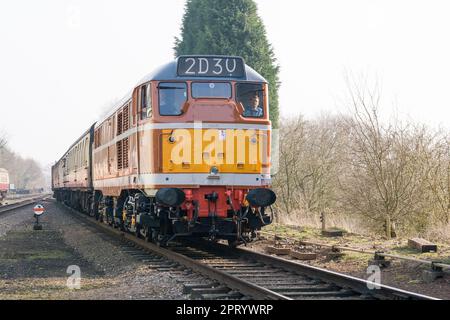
[[192, 82, 231, 99], [140, 84, 152, 120], [158, 82, 187, 116], [237, 83, 265, 118]]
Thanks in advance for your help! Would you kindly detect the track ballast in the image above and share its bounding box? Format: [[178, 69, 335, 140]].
[[59, 200, 439, 301]]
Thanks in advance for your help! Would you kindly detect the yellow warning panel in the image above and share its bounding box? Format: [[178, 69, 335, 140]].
[[161, 129, 270, 174]]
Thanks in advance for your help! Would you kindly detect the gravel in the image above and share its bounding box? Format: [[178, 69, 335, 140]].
[[0, 199, 191, 300], [0, 204, 37, 238]]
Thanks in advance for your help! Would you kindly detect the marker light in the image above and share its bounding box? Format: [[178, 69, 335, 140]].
[[210, 166, 219, 175]]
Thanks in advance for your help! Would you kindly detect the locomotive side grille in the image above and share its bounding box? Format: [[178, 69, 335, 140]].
[[123, 137, 129, 169], [116, 110, 127, 171], [123, 105, 129, 132], [117, 141, 123, 170], [117, 112, 123, 135]]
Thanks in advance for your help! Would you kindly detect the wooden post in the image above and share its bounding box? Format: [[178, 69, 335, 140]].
[[391, 221, 397, 238], [385, 216, 391, 240], [321, 212, 326, 232]]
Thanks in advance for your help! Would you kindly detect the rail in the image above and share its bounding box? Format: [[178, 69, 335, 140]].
[[0, 194, 51, 215]]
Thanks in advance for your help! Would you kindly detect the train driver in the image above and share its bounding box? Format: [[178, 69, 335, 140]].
[[160, 91, 178, 116], [243, 92, 263, 118], [159, 83, 187, 116]]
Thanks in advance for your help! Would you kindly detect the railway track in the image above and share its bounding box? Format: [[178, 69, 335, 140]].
[[168, 243, 440, 300], [0, 195, 51, 216], [60, 200, 439, 301]]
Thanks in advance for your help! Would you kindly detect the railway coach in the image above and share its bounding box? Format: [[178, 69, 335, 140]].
[[52, 55, 276, 247], [0, 168, 9, 204]]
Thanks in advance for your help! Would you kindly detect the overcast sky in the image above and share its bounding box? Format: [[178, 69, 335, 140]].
[[1, 0, 449, 166]]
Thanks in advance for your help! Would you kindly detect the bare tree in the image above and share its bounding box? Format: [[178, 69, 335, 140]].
[[295, 116, 347, 213], [422, 133, 450, 225], [0, 146, 46, 190], [273, 116, 306, 214], [273, 115, 348, 218], [272, 74, 449, 239], [0, 134, 6, 150], [340, 77, 427, 238]]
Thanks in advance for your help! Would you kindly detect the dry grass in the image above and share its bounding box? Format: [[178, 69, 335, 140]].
[[275, 209, 371, 235], [0, 277, 116, 300], [424, 223, 450, 243], [275, 209, 450, 245]]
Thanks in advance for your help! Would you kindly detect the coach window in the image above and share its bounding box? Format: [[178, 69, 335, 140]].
[[158, 82, 187, 116], [76, 145, 80, 168], [82, 140, 86, 166], [84, 139, 89, 166], [78, 145, 81, 167], [80, 143, 83, 167], [81, 141, 84, 167], [140, 84, 152, 120], [94, 131, 98, 148]]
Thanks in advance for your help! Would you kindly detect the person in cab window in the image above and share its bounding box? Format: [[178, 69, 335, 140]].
[[160, 91, 178, 116], [159, 91, 178, 116], [243, 92, 263, 118]]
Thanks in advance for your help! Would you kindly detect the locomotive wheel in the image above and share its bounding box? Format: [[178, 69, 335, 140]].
[[227, 239, 238, 248], [151, 229, 167, 247], [156, 236, 168, 248], [135, 225, 142, 239], [106, 214, 113, 226], [144, 227, 152, 242], [92, 201, 98, 218], [151, 229, 159, 243], [95, 210, 101, 221]]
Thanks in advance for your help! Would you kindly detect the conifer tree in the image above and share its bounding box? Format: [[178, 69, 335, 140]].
[[175, 0, 280, 126]]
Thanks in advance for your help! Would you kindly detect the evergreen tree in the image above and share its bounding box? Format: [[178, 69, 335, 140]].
[[175, 0, 280, 127]]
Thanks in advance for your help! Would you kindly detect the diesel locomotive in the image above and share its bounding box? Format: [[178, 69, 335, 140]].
[[52, 56, 276, 246]]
